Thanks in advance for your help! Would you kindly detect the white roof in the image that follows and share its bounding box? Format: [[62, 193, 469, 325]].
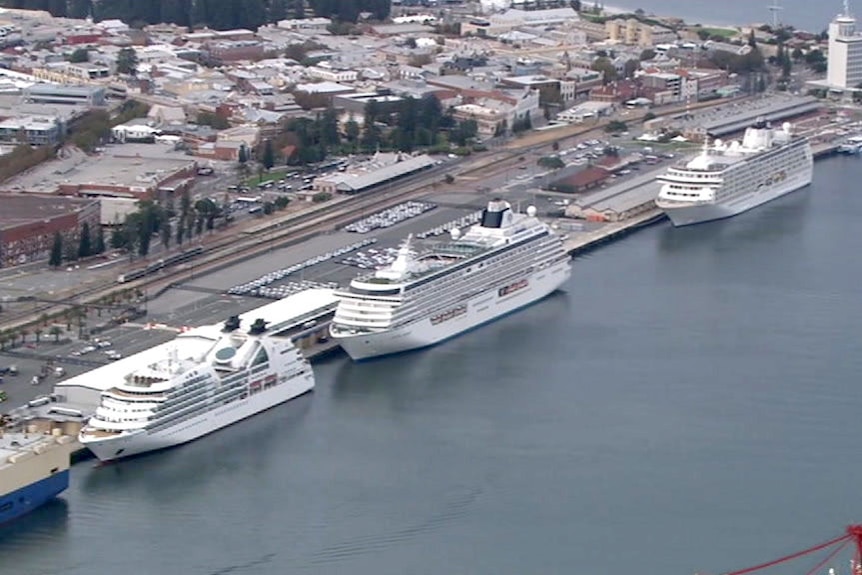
[[55, 288, 337, 394]]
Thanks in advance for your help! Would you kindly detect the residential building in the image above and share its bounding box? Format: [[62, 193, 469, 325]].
[[606, 18, 678, 47]]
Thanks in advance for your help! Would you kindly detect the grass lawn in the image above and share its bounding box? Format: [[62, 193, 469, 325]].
[[699, 26, 738, 39], [244, 170, 287, 187]]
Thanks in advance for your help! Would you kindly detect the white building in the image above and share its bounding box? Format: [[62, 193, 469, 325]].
[[826, 2, 862, 89]]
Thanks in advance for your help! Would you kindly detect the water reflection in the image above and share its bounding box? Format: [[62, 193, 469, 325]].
[[657, 187, 811, 256], [0, 498, 69, 548], [81, 394, 312, 499]]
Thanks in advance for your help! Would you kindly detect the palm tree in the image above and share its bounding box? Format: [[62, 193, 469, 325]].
[[34, 326, 43, 344], [63, 309, 72, 330], [0, 331, 7, 350], [19, 329, 28, 345], [39, 313, 49, 327], [49, 325, 62, 343]]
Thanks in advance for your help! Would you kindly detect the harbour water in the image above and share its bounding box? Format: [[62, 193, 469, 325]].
[[607, 0, 839, 29], [2, 155, 862, 574]]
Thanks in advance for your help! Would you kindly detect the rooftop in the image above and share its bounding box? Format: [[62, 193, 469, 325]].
[[0, 193, 98, 231], [55, 288, 337, 395]]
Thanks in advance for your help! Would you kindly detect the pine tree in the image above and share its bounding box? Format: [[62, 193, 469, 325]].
[[262, 139, 275, 170], [49, 232, 62, 267], [93, 225, 105, 254], [78, 222, 91, 258]]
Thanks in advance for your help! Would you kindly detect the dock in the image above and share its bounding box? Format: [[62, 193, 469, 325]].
[[557, 139, 843, 256]]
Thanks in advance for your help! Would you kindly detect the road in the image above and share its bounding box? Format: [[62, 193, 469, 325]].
[[0, 94, 748, 333]]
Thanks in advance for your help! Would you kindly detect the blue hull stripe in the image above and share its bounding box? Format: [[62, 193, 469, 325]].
[[0, 470, 69, 525]]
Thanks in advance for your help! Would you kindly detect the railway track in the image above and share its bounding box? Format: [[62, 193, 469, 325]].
[[0, 96, 750, 332]]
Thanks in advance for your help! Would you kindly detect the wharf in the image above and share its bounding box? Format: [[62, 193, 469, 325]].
[[561, 209, 666, 255]]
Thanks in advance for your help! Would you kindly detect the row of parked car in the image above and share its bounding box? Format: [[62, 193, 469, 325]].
[[226, 238, 378, 296], [250, 280, 339, 300], [69, 339, 122, 361], [415, 210, 483, 240], [340, 247, 400, 270], [344, 201, 437, 234]]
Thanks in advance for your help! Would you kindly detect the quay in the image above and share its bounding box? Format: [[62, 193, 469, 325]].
[[559, 140, 843, 256]]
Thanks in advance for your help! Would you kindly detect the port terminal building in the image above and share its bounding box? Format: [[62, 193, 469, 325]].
[[645, 95, 822, 140], [14, 289, 338, 423]]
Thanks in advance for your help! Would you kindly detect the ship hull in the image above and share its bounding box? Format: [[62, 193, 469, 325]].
[[0, 470, 69, 524], [334, 260, 571, 361], [659, 164, 813, 227], [81, 372, 314, 462]]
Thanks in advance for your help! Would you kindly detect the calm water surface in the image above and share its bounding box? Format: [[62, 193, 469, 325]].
[[607, 0, 840, 29], [2, 156, 862, 575]]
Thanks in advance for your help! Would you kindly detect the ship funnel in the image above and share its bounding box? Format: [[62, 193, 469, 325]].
[[223, 315, 241, 332], [480, 198, 513, 228], [248, 318, 268, 335]]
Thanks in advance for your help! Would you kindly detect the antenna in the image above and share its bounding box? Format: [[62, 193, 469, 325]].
[[768, 0, 783, 28], [846, 0, 852, 17]]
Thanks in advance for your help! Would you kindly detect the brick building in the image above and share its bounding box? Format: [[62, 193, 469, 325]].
[[0, 194, 100, 267]]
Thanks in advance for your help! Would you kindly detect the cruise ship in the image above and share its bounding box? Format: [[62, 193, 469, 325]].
[[1, 431, 73, 524], [330, 199, 571, 360], [655, 119, 813, 226], [79, 301, 316, 462]]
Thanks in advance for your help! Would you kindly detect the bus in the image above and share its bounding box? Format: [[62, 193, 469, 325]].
[[235, 196, 261, 204]]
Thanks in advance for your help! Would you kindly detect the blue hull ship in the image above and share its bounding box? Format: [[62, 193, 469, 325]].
[[0, 432, 72, 525]]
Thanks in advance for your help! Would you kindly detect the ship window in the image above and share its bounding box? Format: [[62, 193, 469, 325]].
[[252, 347, 269, 366], [0, 502, 12, 512]]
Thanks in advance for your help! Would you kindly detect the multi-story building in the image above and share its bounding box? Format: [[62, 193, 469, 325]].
[[23, 84, 106, 107], [606, 18, 678, 47], [63, 62, 111, 81], [306, 65, 358, 83], [0, 115, 64, 146], [826, 4, 862, 89]]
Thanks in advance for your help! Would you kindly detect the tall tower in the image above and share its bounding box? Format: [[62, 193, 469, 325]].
[[827, 0, 862, 88], [768, 0, 782, 29]]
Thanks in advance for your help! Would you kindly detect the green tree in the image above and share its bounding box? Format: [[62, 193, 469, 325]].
[[592, 57, 618, 84], [68, 47, 89, 63], [160, 218, 172, 250], [78, 221, 91, 259], [639, 48, 656, 61], [110, 226, 127, 250], [93, 225, 105, 254], [262, 139, 275, 170], [49, 325, 62, 343], [116, 47, 139, 76], [49, 232, 62, 267]]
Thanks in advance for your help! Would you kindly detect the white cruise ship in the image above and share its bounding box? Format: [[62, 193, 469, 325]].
[[330, 200, 571, 361], [655, 119, 813, 226], [79, 306, 315, 462]]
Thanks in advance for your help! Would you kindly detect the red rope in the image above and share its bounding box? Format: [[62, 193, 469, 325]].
[[802, 539, 851, 575], [723, 532, 852, 575]]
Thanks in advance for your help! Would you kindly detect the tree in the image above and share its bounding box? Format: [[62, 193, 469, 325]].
[[93, 225, 105, 254], [34, 326, 43, 344], [639, 48, 656, 61], [49, 325, 62, 343], [160, 218, 172, 250], [116, 47, 139, 77], [262, 139, 275, 170], [49, 232, 62, 267], [591, 57, 618, 84], [68, 47, 89, 63], [78, 222, 91, 259], [623, 59, 640, 79]]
